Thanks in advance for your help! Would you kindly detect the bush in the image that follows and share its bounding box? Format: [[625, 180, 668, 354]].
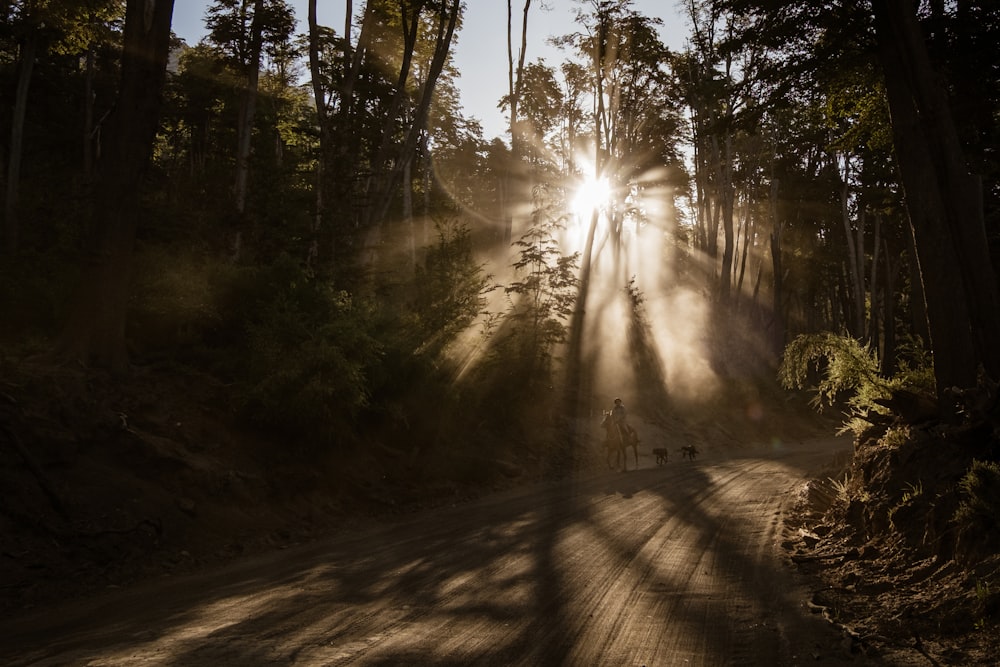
[[218, 255, 382, 451], [778, 332, 935, 434], [954, 460, 1000, 541], [128, 245, 229, 357], [408, 219, 498, 357]]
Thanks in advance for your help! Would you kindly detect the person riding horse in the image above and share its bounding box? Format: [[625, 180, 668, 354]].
[[602, 398, 639, 470], [610, 398, 635, 441]]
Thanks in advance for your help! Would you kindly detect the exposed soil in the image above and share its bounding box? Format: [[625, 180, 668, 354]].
[[782, 415, 1000, 664], [1, 359, 998, 664]]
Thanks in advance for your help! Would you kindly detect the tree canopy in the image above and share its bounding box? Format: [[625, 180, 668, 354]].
[[2, 0, 998, 448]]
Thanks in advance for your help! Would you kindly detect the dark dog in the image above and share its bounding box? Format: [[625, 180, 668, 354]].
[[679, 444, 699, 460], [652, 447, 669, 465]]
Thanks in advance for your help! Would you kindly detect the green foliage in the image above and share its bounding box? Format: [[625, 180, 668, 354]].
[[219, 254, 381, 449], [778, 332, 887, 412], [128, 246, 227, 355], [409, 219, 498, 357], [973, 578, 999, 631], [778, 332, 935, 433], [502, 184, 580, 381], [953, 460, 1000, 538], [901, 479, 923, 504]]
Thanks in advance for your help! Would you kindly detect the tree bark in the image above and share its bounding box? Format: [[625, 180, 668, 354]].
[[83, 47, 96, 183], [307, 0, 327, 269], [718, 132, 735, 305], [368, 0, 460, 230], [58, 0, 175, 373], [769, 176, 785, 356], [232, 0, 265, 259], [873, 0, 996, 397], [3, 30, 36, 255]]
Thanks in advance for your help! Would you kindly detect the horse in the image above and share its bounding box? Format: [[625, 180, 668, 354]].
[[600, 410, 639, 471]]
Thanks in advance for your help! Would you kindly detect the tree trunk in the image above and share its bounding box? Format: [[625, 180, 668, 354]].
[[3, 30, 36, 255], [503, 0, 532, 246], [839, 154, 864, 338], [232, 0, 265, 259], [868, 211, 881, 344], [368, 0, 460, 230], [58, 0, 175, 373], [718, 132, 735, 305], [873, 0, 991, 398], [363, 0, 424, 237], [880, 239, 902, 376], [769, 177, 785, 356], [83, 48, 96, 183], [307, 0, 327, 270]]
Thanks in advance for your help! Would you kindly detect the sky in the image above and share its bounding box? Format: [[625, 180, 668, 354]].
[[172, 1, 691, 140]]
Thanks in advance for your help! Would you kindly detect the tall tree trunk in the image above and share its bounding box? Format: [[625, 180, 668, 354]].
[[718, 132, 735, 305], [367, 0, 460, 230], [83, 47, 96, 183], [839, 154, 864, 338], [503, 0, 532, 245], [363, 0, 424, 239], [880, 239, 902, 376], [769, 177, 785, 356], [328, 1, 377, 254], [58, 0, 175, 373], [3, 30, 36, 254], [307, 0, 327, 270], [873, 0, 995, 398], [735, 195, 753, 306], [232, 0, 265, 260], [867, 212, 882, 344]]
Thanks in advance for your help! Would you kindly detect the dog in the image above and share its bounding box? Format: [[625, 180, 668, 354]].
[[652, 447, 669, 466], [679, 444, 699, 460]]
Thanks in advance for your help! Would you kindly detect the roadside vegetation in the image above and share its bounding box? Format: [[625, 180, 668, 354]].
[[1, 1, 998, 658]]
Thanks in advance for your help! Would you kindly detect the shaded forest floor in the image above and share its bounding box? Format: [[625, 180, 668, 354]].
[[1, 357, 997, 664]]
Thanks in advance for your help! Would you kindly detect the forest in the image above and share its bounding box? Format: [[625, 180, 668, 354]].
[[2, 0, 1000, 631]]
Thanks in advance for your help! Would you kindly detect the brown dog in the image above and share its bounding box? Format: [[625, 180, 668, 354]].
[[679, 444, 699, 460]]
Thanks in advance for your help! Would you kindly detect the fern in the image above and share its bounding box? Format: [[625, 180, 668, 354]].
[[778, 332, 887, 412], [778, 332, 934, 428]]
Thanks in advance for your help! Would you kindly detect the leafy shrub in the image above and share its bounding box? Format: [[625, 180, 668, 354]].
[[778, 332, 935, 434], [408, 219, 498, 357], [954, 460, 1000, 538], [128, 246, 229, 356], [501, 200, 579, 382], [778, 332, 886, 411], [218, 254, 381, 450]]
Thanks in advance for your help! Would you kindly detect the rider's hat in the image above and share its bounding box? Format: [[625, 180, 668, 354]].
[[614, 397, 622, 404]]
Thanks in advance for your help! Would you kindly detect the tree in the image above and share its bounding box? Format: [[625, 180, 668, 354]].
[[505, 184, 580, 384], [363, 0, 463, 232], [205, 0, 295, 259], [872, 0, 1000, 399], [501, 0, 533, 244], [2, 0, 122, 254], [3, 0, 44, 255], [305, 0, 463, 274], [58, 0, 175, 372]]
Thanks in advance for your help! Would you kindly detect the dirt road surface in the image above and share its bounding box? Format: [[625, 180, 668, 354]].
[[1, 437, 858, 666]]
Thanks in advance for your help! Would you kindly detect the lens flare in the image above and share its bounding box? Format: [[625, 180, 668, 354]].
[[571, 175, 611, 221]]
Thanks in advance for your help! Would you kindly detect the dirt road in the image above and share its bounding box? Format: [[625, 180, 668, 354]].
[[1, 438, 858, 666]]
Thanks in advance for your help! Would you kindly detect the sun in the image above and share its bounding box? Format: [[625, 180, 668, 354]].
[[571, 175, 611, 221]]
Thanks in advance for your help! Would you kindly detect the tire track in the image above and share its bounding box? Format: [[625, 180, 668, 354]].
[[0, 440, 855, 666]]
